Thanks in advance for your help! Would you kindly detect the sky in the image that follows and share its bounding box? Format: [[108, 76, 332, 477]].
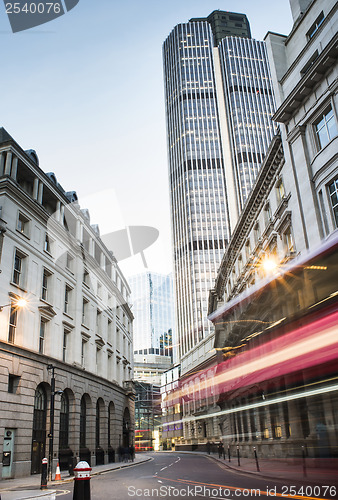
[[0, 0, 293, 278]]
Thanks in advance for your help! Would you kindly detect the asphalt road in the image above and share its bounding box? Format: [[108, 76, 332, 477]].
[[53, 452, 337, 499]]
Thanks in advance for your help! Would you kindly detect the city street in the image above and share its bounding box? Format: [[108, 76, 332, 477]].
[[53, 453, 337, 499]]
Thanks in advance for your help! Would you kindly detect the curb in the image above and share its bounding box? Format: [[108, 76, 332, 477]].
[[0, 456, 153, 491], [166, 451, 337, 486], [51, 456, 153, 484]]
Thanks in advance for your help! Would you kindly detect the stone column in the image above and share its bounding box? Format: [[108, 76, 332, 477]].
[[76, 220, 82, 242], [4, 151, 12, 175], [11, 156, 18, 180], [55, 200, 61, 222], [38, 181, 44, 204], [60, 204, 65, 224], [89, 238, 95, 257], [0, 152, 6, 176], [33, 178, 39, 200]]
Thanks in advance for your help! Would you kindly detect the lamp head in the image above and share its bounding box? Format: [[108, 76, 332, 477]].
[[16, 298, 28, 309], [261, 255, 278, 274]]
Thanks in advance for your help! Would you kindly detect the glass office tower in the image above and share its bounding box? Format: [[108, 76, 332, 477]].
[[129, 272, 174, 355], [163, 11, 275, 363], [219, 37, 276, 207]]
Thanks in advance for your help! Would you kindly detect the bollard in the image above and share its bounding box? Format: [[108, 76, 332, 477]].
[[73, 461, 92, 500], [253, 447, 260, 472], [302, 446, 307, 478], [40, 457, 48, 490], [228, 445, 231, 462], [237, 445, 240, 466]]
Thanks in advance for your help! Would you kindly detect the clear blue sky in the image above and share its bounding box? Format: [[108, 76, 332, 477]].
[[0, 0, 293, 277]]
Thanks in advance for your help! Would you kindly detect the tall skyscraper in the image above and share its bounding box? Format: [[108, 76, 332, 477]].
[[129, 272, 174, 356], [163, 11, 275, 366]]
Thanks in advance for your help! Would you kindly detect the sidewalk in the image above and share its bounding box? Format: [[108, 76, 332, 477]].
[[0, 453, 152, 499], [177, 450, 338, 486]]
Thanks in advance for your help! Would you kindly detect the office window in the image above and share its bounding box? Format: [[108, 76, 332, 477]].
[[96, 347, 101, 373], [41, 269, 51, 301], [254, 222, 260, 244], [17, 212, 30, 236], [8, 374, 20, 394], [245, 239, 251, 259], [8, 303, 18, 344], [82, 298, 89, 325], [96, 309, 101, 331], [39, 319, 46, 353], [264, 202, 272, 225], [328, 178, 338, 228], [108, 318, 112, 343], [13, 250, 26, 286], [314, 105, 338, 149], [63, 329, 69, 362], [276, 178, 285, 204], [81, 339, 86, 366], [44, 233, 52, 254], [83, 268, 90, 286], [283, 228, 295, 254], [97, 282, 102, 299], [64, 284, 72, 314], [307, 11, 324, 39], [66, 252, 73, 271]]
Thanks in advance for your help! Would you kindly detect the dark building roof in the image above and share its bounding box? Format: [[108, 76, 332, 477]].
[[189, 10, 251, 45], [0, 127, 14, 145]]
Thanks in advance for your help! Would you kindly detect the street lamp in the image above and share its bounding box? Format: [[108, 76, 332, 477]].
[[260, 254, 279, 274], [0, 297, 28, 312], [47, 364, 63, 481]]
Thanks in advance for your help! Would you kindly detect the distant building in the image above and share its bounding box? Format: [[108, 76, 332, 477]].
[[129, 272, 174, 451], [0, 128, 134, 479], [163, 10, 276, 375], [161, 365, 183, 451], [129, 272, 174, 357]]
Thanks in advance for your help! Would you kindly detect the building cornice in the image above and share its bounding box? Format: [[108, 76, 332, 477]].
[[273, 32, 338, 123], [0, 341, 129, 396], [211, 134, 284, 302], [179, 352, 217, 381]]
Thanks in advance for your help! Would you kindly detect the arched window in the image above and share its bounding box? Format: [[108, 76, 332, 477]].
[[59, 392, 69, 450], [80, 397, 86, 448], [31, 385, 47, 474]]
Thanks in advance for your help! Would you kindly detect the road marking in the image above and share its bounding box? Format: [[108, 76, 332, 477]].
[[160, 466, 167, 470], [56, 490, 71, 497], [156, 476, 328, 500], [98, 457, 154, 475], [158, 480, 163, 483]]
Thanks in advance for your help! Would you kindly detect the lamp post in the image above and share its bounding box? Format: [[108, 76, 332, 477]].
[[0, 297, 28, 312], [47, 364, 63, 481]]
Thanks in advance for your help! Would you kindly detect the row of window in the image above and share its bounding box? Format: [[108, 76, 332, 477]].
[[11, 246, 130, 329], [14, 211, 130, 300]]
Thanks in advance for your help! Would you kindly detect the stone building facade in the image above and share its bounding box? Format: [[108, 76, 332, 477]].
[[0, 128, 134, 479], [207, 0, 338, 459]]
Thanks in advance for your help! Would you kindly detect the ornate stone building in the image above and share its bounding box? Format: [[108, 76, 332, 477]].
[[208, 0, 338, 459], [0, 128, 134, 479]]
